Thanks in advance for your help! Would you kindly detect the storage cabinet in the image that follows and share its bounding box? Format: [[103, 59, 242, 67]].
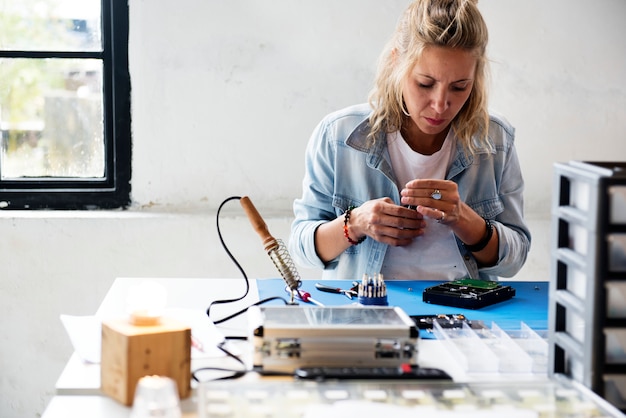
[[548, 161, 626, 410]]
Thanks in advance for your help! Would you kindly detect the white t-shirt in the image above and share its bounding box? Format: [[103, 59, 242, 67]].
[[381, 130, 468, 281]]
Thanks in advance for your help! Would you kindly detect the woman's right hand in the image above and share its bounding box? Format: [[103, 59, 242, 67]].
[[315, 197, 426, 263], [348, 197, 425, 246]]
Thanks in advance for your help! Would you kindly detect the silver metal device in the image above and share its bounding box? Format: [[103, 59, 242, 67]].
[[247, 305, 419, 373]]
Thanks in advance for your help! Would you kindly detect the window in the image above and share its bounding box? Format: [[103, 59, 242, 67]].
[[0, 0, 130, 209]]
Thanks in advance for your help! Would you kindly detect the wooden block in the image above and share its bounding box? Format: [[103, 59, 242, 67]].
[[100, 318, 191, 406]]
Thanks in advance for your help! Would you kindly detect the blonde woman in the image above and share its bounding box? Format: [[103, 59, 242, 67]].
[[289, 0, 530, 282]]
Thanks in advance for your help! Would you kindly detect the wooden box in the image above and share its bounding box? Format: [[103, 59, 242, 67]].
[[100, 318, 191, 405]]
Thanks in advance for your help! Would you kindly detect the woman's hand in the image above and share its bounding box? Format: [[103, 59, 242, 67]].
[[314, 196, 426, 263], [349, 197, 426, 246], [400, 179, 498, 266], [400, 179, 462, 225]]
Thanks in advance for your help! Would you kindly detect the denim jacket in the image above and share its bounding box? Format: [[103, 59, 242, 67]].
[[289, 103, 531, 281]]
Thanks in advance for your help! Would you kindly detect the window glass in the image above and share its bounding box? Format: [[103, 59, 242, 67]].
[[0, 58, 104, 178], [0, 0, 102, 52], [0, 0, 130, 209]]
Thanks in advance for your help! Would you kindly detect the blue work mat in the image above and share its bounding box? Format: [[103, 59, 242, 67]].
[[256, 279, 549, 335]]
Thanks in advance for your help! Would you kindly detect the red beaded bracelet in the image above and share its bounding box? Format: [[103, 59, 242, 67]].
[[343, 206, 366, 246]]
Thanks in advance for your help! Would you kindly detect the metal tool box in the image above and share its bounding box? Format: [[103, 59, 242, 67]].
[[248, 305, 419, 373]]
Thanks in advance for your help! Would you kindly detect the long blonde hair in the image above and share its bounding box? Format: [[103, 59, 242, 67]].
[[368, 0, 490, 155]]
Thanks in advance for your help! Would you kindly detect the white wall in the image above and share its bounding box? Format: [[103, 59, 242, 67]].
[[1, 1, 625, 416]]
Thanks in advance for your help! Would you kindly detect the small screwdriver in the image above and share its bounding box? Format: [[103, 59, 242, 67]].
[[285, 286, 324, 307]]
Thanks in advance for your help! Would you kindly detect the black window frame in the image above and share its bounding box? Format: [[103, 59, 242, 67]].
[[0, 0, 131, 210]]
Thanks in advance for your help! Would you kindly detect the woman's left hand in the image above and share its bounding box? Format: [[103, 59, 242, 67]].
[[400, 178, 498, 266], [400, 179, 461, 225]]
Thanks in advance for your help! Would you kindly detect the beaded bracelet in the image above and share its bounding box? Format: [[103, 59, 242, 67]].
[[343, 205, 366, 246]]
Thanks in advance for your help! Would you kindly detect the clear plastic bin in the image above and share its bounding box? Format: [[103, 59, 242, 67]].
[[507, 322, 549, 374], [608, 234, 626, 272], [432, 321, 545, 374], [604, 374, 626, 410], [606, 281, 626, 319], [432, 320, 499, 373], [609, 185, 626, 224], [605, 328, 626, 364]]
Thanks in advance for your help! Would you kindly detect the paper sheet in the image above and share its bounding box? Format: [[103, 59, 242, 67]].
[[165, 307, 226, 358], [60, 314, 102, 363], [60, 308, 226, 363]]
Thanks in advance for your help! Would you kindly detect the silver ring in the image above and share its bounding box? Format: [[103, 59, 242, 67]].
[[437, 211, 445, 223], [431, 189, 442, 200]]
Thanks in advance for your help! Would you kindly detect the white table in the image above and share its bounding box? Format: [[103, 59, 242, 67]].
[[43, 277, 548, 417], [46, 277, 261, 417]]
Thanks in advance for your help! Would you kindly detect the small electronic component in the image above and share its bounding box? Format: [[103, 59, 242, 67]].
[[413, 313, 467, 329], [423, 279, 515, 309], [410, 314, 486, 331]]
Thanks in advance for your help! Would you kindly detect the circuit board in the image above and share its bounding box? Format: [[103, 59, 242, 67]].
[[423, 279, 515, 309]]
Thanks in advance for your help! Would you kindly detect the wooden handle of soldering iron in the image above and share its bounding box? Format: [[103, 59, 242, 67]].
[[240, 196, 278, 250]]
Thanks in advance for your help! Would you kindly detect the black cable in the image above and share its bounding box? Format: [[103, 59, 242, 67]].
[[206, 196, 249, 321], [192, 341, 248, 382], [192, 367, 247, 382], [255, 369, 294, 377], [207, 196, 292, 324], [224, 336, 248, 341], [212, 296, 291, 325], [199, 196, 300, 382], [191, 341, 298, 382]]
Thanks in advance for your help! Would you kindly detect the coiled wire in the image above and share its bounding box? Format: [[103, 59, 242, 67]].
[[266, 238, 301, 292]]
